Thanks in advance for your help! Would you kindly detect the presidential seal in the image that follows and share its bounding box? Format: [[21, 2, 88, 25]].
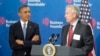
[[43, 44, 56, 56]]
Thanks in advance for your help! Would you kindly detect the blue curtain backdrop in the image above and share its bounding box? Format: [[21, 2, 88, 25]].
[[0, 0, 100, 56]]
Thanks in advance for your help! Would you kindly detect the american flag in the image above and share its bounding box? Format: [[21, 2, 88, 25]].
[[79, 0, 96, 56], [79, 0, 91, 24]]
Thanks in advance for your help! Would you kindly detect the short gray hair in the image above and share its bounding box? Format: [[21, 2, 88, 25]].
[[66, 5, 80, 17]]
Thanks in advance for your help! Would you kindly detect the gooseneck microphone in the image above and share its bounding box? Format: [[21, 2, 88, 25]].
[[48, 33, 55, 43], [52, 33, 60, 45]]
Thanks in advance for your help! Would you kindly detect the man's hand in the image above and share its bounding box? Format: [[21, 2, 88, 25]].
[[16, 39, 24, 45], [32, 35, 39, 41]]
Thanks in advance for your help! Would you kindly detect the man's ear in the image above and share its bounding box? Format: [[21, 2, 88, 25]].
[[73, 13, 77, 18]]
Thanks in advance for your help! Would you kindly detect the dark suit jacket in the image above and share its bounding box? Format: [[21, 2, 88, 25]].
[[9, 21, 41, 56], [61, 20, 93, 56]]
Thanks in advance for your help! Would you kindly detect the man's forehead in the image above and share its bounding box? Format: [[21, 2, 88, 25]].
[[65, 8, 72, 12], [21, 7, 30, 11]]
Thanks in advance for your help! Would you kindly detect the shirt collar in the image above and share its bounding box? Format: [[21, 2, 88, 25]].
[[70, 19, 79, 31], [20, 20, 28, 24], [20, 19, 28, 28], [71, 19, 79, 27]]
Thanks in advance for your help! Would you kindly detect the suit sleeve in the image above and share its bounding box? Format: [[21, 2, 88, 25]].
[[81, 25, 93, 53], [23, 24, 41, 47], [9, 25, 24, 50], [61, 26, 64, 45]]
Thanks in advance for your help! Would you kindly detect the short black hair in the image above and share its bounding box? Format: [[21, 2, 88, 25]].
[[18, 5, 29, 12]]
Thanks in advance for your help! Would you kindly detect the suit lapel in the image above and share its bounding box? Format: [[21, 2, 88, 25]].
[[25, 21, 32, 40], [73, 21, 81, 34], [17, 21, 24, 40], [70, 21, 81, 46]]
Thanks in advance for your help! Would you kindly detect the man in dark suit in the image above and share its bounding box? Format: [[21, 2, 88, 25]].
[[9, 5, 41, 56], [61, 5, 93, 56]]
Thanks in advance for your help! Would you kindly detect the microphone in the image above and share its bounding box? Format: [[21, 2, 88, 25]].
[[48, 33, 55, 43], [52, 33, 60, 45]]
